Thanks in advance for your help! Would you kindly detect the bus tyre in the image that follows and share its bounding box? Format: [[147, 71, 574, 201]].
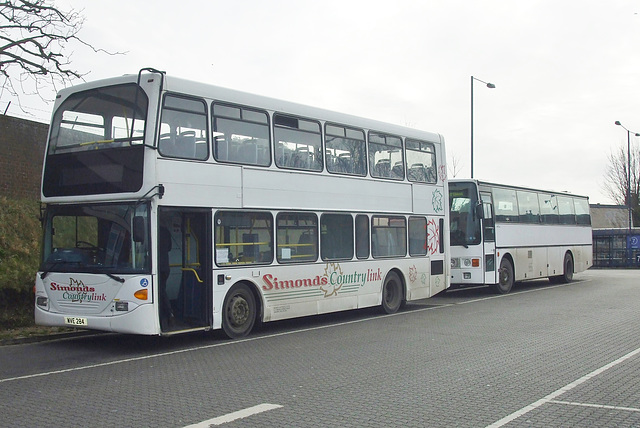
[[381, 271, 404, 314], [494, 258, 514, 294], [222, 283, 256, 339], [560, 253, 574, 284]]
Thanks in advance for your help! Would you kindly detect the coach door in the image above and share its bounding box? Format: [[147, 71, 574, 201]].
[[480, 192, 497, 284], [158, 208, 211, 333]]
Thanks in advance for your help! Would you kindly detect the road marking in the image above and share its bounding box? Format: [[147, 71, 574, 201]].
[[183, 403, 282, 427], [0, 276, 589, 384], [550, 400, 640, 413], [486, 346, 640, 427]]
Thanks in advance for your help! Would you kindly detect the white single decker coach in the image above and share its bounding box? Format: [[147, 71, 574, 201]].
[[449, 179, 592, 293], [35, 68, 450, 337]]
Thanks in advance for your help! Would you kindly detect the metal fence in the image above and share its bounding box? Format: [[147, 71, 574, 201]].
[[593, 229, 640, 268]]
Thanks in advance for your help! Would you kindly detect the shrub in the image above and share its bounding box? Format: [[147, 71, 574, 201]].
[[0, 197, 41, 328]]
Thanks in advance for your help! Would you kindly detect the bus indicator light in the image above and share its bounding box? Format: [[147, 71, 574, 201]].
[[134, 289, 148, 300], [472, 259, 480, 267]]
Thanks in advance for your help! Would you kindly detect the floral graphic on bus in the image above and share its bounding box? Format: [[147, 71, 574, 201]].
[[409, 265, 418, 283], [438, 165, 447, 182], [432, 189, 443, 213], [427, 219, 440, 255], [321, 263, 344, 297]]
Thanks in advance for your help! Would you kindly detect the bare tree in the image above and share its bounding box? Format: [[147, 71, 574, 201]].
[[447, 152, 463, 178], [0, 0, 115, 112], [603, 141, 640, 225]]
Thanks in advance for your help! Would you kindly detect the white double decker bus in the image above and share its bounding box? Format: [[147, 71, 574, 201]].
[[449, 179, 592, 293], [35, 68, 450, 337]]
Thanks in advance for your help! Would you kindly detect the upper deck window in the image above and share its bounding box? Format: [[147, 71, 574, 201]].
[[325, 124, 366, 176], [274, 114, 323, 172], [369, 132, 403, 180], [48, 83, 148, 154], [405, 139, 437, 183], [159, 95, 208, 160], [212, 103, 270, 166], [43, 83, 148, 196]]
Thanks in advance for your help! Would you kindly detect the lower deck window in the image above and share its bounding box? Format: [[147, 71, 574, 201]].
[[215, 211, 273, 265]]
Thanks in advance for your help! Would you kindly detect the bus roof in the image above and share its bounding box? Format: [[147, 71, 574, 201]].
[[449, 178, 590, 200], [54, 70, 444, 145]]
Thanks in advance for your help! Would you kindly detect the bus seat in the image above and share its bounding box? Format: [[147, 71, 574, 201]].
[[392, 161, 404, 179], [375, 159, 391, 177], [176, 131, 196, 158], [408, 164, 427, 182]]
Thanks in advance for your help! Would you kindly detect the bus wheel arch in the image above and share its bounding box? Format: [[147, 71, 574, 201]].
[[381, 269, 405, 314], [221, 281, 260, 339], [494, 254, 514, 294]]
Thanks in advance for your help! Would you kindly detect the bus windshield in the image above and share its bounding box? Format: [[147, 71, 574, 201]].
[[41, 203, 151, 275], [48, 83, 148, 154], [449, 182, 481, 247]]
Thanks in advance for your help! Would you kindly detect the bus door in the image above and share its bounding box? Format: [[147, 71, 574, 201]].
[[158, 208, 211, 332], [480, 192, 496, 284]]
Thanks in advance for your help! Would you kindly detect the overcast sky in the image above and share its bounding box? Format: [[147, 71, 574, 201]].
[[2, 0, 640, 204]]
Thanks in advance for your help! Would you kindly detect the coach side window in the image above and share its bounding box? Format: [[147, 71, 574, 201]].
[[274, 114, 323, 172], [557, 196, 576, 224], [539, 194, 559, 224], [369, 132, 404, 180], [159, 95, 208, 160], [493, 188, 519, 222], [212, 103, 270, 166], [517, 190, 541, 223], [325, 124, 366, 176], [574, 198, 591, 225]]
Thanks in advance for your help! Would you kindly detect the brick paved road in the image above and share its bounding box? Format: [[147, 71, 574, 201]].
[[1, 269, 639, 427]]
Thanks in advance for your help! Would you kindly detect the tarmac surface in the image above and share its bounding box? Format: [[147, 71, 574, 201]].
[[1, 269, 639, 427]]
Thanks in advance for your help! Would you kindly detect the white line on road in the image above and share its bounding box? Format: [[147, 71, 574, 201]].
[[486, 346, 640, 427], [550, 400, 640, 413], [182, 403, 283, 427]]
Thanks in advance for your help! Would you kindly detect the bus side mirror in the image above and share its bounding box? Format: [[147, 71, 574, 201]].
[[133, 216, 146, 243], [475, 203, 484, 220]]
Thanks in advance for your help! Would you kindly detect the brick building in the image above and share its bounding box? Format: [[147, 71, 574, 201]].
[[0, 114, 49, 200]]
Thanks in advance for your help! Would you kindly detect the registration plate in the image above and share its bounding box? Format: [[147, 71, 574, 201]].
[[64, 316, 88, 326]]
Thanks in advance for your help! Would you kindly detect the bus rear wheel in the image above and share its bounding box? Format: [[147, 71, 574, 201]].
[[381, 271, 404, 314], [494, 258, 514, 294], [222, 283, 256, 339], [560, 253, 574, 283]]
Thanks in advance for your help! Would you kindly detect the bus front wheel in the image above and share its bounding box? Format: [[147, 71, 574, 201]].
[[381, 271, 404, 314], [222, 283, 256, 339], [494, 258, 514, 294]]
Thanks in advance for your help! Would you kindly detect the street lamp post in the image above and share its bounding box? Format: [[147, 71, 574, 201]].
[[614, 121, 639, 234], [471, 76, 495, 179]]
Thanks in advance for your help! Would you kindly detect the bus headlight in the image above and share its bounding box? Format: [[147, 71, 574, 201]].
[[36, 296, 49, 309], [451, 258, 459, 268], [462, 258, 472, 267]]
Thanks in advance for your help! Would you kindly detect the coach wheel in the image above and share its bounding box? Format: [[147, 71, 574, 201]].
[[494, 258, 514, 294], [222, 283, 256, 339], [560, 253, 574, 284], [381, 271, 403, 314]]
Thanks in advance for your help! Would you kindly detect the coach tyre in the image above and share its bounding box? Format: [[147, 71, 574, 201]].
[[381, 271, 403, 314], [560, 252, 574, 283], [222, 283, 256, 338], [494, 257, 514, 294]]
